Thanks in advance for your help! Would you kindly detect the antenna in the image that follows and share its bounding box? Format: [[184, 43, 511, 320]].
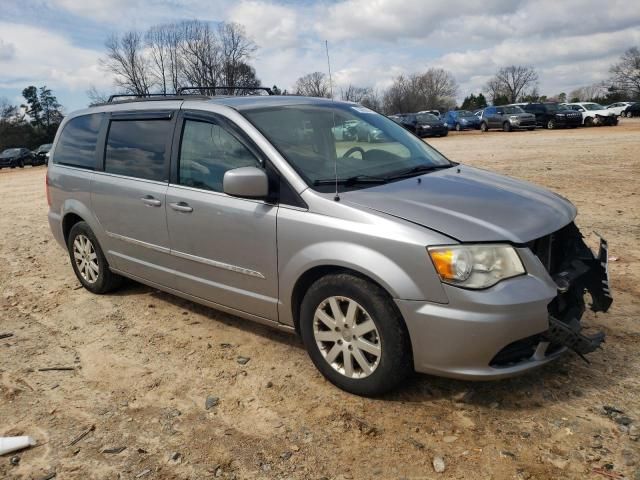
[[325, 40, 334, 100], [326, 40, 339, 201]]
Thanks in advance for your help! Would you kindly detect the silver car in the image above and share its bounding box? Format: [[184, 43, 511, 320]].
[[46, 95, 612, 396]]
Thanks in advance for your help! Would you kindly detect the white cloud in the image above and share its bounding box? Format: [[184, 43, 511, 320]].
[[229, 1, 301, 48], [0, 23, 109, 91]]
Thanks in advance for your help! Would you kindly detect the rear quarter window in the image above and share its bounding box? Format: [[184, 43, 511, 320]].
[[53, 113, 103, 169]]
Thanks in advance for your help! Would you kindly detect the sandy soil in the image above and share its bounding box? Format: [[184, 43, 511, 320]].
[[1, 119, 639, 480]]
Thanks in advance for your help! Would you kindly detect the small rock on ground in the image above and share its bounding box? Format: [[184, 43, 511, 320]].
[[205, 396, 219, 410], [433, 456, 446, 473]]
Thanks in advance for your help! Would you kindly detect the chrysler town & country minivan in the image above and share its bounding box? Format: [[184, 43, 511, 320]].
[[47, 93, 612, 396]]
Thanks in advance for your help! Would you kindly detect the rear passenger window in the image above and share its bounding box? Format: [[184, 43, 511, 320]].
[[105, 120, 172, 181], [178, 119, 260, 192], [54, 113, 103, 169]]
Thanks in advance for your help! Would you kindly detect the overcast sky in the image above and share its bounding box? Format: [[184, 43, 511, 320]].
[[1, 0, 639, 112]]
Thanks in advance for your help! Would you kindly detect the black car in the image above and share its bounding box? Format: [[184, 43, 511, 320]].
[[34, 143, 53, 165], [0, 148, 35, 169], [622, 103, 640, 118], [395, 113, 448, 137], [520, 102, 582, 129]]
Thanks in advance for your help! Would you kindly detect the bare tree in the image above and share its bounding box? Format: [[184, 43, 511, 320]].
[[569, 83, 607, 102], [415, 68, 458, 109], [486, 65, 539, 104], [382, 68, 458, 114], [341, 85, 372, 103], [86, 86, 110, 106], [219, 22, 257, 91], [295, 72, 331, 97], [100, 31, 153, 95], [609, 47, 640, 98]]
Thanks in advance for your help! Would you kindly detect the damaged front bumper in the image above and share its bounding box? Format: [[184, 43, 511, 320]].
[[398, 222, 612, 380]]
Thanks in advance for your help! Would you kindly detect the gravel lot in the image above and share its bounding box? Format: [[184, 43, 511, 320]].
[[1, 119, 639, 480]]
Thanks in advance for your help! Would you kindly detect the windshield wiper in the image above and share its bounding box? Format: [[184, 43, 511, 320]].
[[384, 163, 453, 180], [314, 174, 388, 186]]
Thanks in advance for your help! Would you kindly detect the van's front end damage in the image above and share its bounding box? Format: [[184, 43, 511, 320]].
[[535, 223, 613, 357], [397, 222, 613, 380]]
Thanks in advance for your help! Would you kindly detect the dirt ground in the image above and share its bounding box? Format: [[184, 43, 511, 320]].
[[1, 119, 639, 480]]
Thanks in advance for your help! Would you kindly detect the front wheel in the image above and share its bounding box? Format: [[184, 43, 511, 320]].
[[503, 122, 512, 132], [455, 123, 461, 131], [67, 221, 122, 294], [480, 122, 488, 132], [547, 119, 556, 130], [584, 117, 594, 127], [300, 273, 412, 396]]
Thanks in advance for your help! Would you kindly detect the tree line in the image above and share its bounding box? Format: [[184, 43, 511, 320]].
[[0, 86, 63, 151]]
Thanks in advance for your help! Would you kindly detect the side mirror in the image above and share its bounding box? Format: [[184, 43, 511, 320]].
[[223, 166, 269, 199]]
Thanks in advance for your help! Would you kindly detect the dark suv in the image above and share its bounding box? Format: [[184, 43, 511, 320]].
[[519, 103, 582, 129], [395, 113, 448, 137], [0, 148, 35, 169]]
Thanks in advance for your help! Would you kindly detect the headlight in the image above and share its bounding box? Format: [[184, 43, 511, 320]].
[[427, 244, 525, 289], [422, 124, 431, 129]]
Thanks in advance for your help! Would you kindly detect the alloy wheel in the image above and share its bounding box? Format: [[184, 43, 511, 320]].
[[73, 234, 99, 284], [313, 296, 381, 379]]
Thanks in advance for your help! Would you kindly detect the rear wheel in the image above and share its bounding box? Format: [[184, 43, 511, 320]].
[[18, 159, 25, 168], [67, 221, 122, 294], [480, 122, 488, 132], [546, 119, 556, 130], [455, 123, 461, 131], [584, 117, 594, 127], [300, 273, 412, 396]]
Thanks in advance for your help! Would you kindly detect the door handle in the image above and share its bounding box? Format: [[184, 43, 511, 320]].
[[141, 195, 162, 207], [169, 201, 193, 213]]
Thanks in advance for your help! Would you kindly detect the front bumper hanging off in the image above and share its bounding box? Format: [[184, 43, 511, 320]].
[[543, 228, 613, 356]]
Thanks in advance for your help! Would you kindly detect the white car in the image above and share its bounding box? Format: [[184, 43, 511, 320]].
[[563, 102, 618, 126], [606, 102, 635, 117]]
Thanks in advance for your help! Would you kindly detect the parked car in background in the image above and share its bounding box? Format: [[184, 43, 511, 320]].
[[418, 109, 440, 118], [478, 105, 536, 132], [621, 102, 640, 117], [47, 93, 613, 396], [395, 113, 448, 137], [519, 102, 582, 129], [443, 110, 481, 131], [0, 148, 35, 169], [606, 102, 635, 116], [564, 102, 618, 126], [34, 143, 53, 164]]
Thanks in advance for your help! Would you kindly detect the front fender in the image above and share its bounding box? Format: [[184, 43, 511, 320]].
[[278, 240, 448, 327]]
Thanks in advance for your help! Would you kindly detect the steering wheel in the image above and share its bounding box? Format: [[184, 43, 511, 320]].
[[342, 146, 366, 159]]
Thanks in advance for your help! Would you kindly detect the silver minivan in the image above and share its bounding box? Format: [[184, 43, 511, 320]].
[[47, 94, 612, 396]]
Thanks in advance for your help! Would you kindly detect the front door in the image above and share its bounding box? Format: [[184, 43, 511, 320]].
[[165, 112, 279, 320]]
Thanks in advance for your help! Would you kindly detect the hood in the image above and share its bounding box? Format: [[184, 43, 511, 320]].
[[341, 165, 576, 243], [513, 113, 535, 119]]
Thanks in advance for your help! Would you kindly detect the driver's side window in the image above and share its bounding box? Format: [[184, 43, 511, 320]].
[[178, 119, 260, 193]]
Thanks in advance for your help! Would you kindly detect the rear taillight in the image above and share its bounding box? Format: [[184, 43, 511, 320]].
[[46, 175, 51, 207]]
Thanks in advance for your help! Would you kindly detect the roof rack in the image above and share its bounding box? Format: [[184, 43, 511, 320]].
[[177, 86, 273, 96]]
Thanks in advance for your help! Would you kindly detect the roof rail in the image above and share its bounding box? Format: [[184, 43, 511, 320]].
[[107, 93, 184, 103], [177, 86, 273, 96]]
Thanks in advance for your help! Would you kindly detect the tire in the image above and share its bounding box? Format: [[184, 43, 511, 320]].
[[67, 221, 122, 294], [455, 123, 461, 131], [546, 119, 556, 130], [480, 122, 488, 132], [18, 159, 24, 168], [584, 117, 594, 127], [441, 130, 448, 137], [300, 273, 412, 396], [502, 122, 511, 132]]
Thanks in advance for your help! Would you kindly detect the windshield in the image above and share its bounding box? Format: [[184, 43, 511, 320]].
[[417, 113, 438, 122], [1, 148, 20, 157], [583, 103, 606, 111], [503, 106, 525, 114], [38, 144, 52, 152], [456, 110, 474, 117], [243, 103, 451, 191]]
